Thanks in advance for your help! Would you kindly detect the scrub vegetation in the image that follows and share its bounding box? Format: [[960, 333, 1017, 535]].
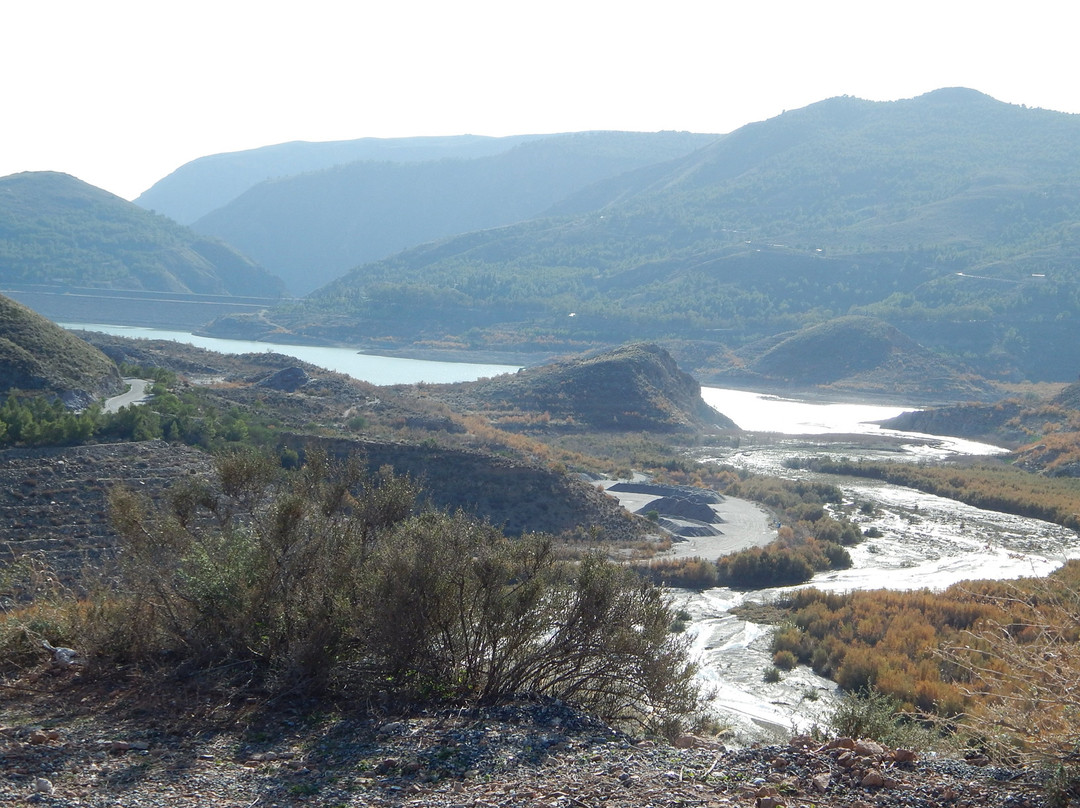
[[1, 450, 699, 734], [784, 456, 1080, 532], [768, 561, 1080, 778]]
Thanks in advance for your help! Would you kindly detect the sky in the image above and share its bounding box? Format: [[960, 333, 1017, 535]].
[[3, 0, 1077, 201]]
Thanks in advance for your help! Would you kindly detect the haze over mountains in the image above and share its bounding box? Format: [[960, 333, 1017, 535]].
[[135, 134, 552, 225], [228, 88, 1080, 384], [6, 88, 1080, 391], [158, 132, 717, 295]]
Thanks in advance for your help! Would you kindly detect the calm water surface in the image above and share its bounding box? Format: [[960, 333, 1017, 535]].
[[62, 323, 521, 385]]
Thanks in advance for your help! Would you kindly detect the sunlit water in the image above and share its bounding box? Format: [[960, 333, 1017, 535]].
[[688, 387, 1080, 742], [61, 323, 521, 385]]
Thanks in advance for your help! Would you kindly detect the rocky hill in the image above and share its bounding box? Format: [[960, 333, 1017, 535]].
[[0, 295, 122, 407], [880, 379, 1080, 475], [881, 401, 1027, 444], [70, 333, 657, 545], [444, 343, 736, 432]]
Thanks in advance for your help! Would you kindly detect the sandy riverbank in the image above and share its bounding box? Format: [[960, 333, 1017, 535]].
[[597, 480, 777, 560]]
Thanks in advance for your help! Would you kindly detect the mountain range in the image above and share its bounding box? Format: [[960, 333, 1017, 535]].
[[7, 88, 1080, 389], [216, 88, 1080, 383], [176, 132, 716, 294], [135, 134, 551, 224]]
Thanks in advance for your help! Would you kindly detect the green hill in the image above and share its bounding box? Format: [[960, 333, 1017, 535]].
[[189, 132, 717, 294], [0, 294, 122, 406], [0, 172, 285, 296], [235, 89, 1080, 384], [707, 316, 994, 401]]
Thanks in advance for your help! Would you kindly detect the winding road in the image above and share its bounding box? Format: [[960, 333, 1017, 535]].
[[103, 378, 152, 413]]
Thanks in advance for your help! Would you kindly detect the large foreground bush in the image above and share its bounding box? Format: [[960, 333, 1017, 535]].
[[96, 450, 697, 729]]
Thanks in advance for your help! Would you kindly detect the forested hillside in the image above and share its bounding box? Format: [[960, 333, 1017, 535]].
[[231, 89, 1080, 383], [189, 131, 717, 294], [0, 172, 285, 297]]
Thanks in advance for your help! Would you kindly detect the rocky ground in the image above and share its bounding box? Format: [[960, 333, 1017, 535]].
[[0, 668, 1067, 808], [0, 441, 213, 588]]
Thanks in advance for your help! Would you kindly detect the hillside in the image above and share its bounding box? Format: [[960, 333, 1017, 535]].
[[701, 316, 995, 401], [190, 131, 717, 294], [0, 172, 284, 297], [68, 332, 654, 545], [439, 343, 736, 432], [882, 378, 1080, 474], [234, 89, 1080, 384], [135, 134, 548, 224], [0, 294, 122, 406]]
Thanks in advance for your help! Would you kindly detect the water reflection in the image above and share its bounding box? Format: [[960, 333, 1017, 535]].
[[62, 323, 521, 385]]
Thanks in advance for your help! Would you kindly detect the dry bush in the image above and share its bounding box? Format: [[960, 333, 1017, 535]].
[[94, 449, 699, 730], [0, 553, 83, 672], [943, 570, 1080, 773]]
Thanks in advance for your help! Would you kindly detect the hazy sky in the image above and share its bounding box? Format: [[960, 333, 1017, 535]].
[[3, 0, 1075, 201]]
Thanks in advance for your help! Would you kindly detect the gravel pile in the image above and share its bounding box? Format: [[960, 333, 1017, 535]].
[[0, 680, 1066, 808]]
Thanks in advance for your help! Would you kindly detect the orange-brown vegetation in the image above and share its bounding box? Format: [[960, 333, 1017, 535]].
[[771, 561, 1080, 752]]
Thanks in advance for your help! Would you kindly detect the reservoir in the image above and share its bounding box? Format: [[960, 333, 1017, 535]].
[[68, 322, 930, 438], [62, 323, 521, 386]]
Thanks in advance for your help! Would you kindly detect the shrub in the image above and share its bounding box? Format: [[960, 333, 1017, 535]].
[[640, 556, 719, 590], [943, 571, 1080, 774], [772, 649, 798, 671], [828, 688, 943, 751], [100, 450, 699, 730]]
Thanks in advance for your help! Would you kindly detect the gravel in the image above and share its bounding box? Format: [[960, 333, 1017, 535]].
[[1, 678, 1070, 808]]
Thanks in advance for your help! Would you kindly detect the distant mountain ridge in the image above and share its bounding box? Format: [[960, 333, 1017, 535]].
[[229, 88, 1080, 384], [135, 134, 551, 224], [186, 131, 718, 294], [0, 172, 285, 298]]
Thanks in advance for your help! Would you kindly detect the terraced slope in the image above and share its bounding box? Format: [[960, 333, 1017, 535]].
[[0, 441, 213, 583]]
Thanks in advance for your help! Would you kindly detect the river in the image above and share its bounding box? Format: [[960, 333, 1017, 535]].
[[65, 323, 1080, 741], [683, 389, 1080, 742]]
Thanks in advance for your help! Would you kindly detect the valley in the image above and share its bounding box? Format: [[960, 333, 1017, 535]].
[[6, 85, 1080, 805]]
